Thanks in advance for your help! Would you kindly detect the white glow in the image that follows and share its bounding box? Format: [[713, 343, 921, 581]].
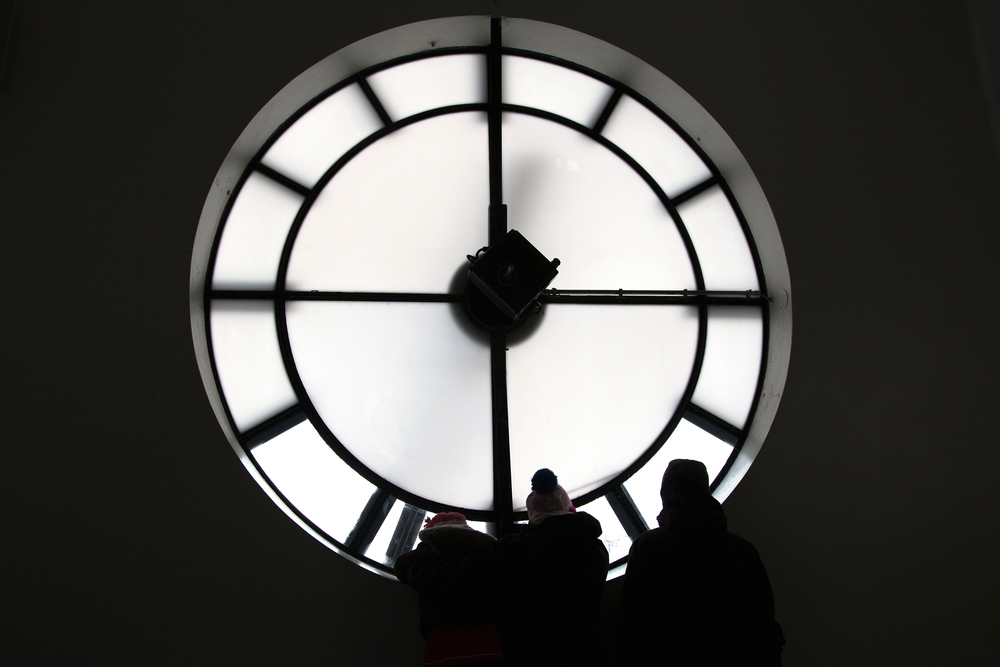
[[676, 186, 759, 291], [287, 112, 489, 293], [212, 172, 304, 290], [286, 301, 494, 510], [252, 420, 377, 544], [260, 83, 383, 188], [692, 307, 764, 430], [209, 301, 297, 433], [577, 495, 632, 563], [623, 418, 734, 528], [502, 55, 614, 127], [366, 54, 486, 122], [601, 94, 712, 199], [502, 113, 696, 290], [507, 304, 699, 510]]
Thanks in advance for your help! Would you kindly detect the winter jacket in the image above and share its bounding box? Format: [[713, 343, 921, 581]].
[[395, 534, 497, 638], [620, 498, 784, 666], [490, 512, 609, 667]]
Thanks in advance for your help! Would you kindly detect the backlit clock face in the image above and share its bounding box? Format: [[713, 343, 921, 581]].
[[191, 17, 791, 577]]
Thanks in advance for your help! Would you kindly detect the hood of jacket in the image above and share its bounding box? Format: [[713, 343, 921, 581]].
[[530, 510, 603, 541]]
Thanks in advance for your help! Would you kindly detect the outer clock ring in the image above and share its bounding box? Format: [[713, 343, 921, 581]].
[[190, 16, 791, 577]]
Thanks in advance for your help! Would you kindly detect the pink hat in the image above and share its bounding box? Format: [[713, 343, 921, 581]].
[[418, 512, 495, 549], [525, 469, 576, 524]]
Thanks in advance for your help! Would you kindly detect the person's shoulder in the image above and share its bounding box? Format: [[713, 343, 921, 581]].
[[394, 542, 435, 581], [547, 511, 603, 538], [631, 526, 670, 549], [724, 530, 762, 555]]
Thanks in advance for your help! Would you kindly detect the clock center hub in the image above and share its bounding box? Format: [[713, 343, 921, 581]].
[[463, 229, 560, 332]]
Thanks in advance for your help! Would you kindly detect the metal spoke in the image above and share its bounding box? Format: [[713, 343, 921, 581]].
[[357, 74, 392, 127], [209, 290, 461, 302], [383, 504, 426, 567], [539, 289, 766, 306], [346, 489, 394, 557], [254, 163, 311, 197], [488, 16, 503, 210], [686, 403, 743, 447], [606, 485, 648, 540], [240, 403, 307, 450], [591, 86, 623, 134], [671, 175, 720, 207], [490, 329, 514, 534], [486, 18, 515, 535]]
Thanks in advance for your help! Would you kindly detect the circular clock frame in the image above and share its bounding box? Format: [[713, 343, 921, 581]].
[[190, 16, 792, 578]]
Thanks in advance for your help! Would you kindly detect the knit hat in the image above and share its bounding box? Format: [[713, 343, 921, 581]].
[[660, 459, 711, 505], [417, 512, 495, 549], [525, 468, 576, 525], [657, 459, 726, 530]]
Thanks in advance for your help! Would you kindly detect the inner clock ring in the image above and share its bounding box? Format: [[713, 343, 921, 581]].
[[279, 109, 705, 513]]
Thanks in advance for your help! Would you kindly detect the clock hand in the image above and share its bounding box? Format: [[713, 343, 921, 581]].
[[488, 17, 505, 247]]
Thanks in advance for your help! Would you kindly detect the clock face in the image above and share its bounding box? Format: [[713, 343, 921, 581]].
[[191, 17, 791, 577]]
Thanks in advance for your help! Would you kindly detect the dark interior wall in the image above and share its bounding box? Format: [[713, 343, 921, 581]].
[[2, 1, 997, 664]]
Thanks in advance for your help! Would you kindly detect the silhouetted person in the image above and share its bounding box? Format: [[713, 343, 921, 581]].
[[620, 459, 784, 666], [489, 468, 609, 666], [395, 512, 502, 666]]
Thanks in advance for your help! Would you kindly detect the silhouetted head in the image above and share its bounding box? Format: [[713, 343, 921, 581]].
[[417, 511, 495, 553], [525, 468, 576, 524], [657, 459, 726, 531], [660, 459, 711, 505]]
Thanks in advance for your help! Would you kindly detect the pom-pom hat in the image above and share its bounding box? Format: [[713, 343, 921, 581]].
[[525, 468, 576, 525]]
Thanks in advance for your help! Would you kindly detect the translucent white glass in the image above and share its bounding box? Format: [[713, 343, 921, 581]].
[[692, 307, 764, 430], [676, 186, 759, 291], [252, 419, 376, 544], [209, 301, 297, 433], [365, 499, 404, 564], [624, 417, 734, 528], [507, 304, 700, 510], [287, 112, 489, 293], [601, 94, 712, 199], [285, 301, 493, 510], [212, 172, 304, 289], [259, 83, 383, 188], [502, 55, 614, 127], [578, 495, 632, 563], [366, 54, 486, 122], [502, 113, 696, 290]]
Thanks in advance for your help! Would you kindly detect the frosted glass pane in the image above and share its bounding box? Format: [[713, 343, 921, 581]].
[[502, 55, 614, 127], [366, 54, 486, 122], [601, 95, 712, 199], [286, 301, 493, 510], [502, 113, 696, 290], [508, 304, 699, 510], [259, 83, 383, 188], [287, 112, 489, 292], [676, 186, 759, 291], [253, 420, 376, 544], [624, 418, 734, 528], [692, 307, 764, 430], [365, 499, 404, 564], [210, 301, 297, 433], [212, 172, 304, 289], [578, 496, 631, 563]]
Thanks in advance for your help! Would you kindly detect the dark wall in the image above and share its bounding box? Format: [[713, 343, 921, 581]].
[[2, 1, 997, 664]]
